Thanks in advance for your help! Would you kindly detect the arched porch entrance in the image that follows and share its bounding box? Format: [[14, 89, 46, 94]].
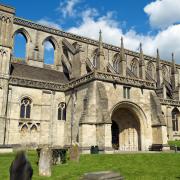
[[111, 102, 143, 151]]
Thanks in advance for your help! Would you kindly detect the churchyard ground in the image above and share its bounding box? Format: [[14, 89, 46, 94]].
[[0, 151, 180, 179]]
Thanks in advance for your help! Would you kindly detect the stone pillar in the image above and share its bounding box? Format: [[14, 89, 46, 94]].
[[166, 106, 173, 140], [28, 30, 44, 68], [96, 30, 106, 72], [156, 49, 163, 89], [55, 39, 63, 72], [163, 84, 167, 99], [0, 5, 15, 145], [39, 147, 52, 177], [79, 124, 96, 153], [139, 43, 146, 80], [119, 37, 126, 76], [152, 125, 168, 145]]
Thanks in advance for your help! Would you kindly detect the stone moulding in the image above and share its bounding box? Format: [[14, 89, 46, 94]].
[[94, 71, 156, 89], [13, 17, 178, 67], [9, 76, 66, 91], [159, 98, 180, 106], [9, 70, 156, 92]]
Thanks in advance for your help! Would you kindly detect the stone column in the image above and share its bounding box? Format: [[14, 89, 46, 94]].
[[166, 106, 173, 140]]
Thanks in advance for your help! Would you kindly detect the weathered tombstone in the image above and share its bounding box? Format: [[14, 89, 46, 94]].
[[81, 171, 124, 180], [39, 147, 52, 177], [70, 144, 80, 162]]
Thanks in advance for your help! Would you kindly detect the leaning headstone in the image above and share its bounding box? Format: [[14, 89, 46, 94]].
[[81, 171, 124, 180], [39, 147, 52, 177], [70, 144, 80, 162]]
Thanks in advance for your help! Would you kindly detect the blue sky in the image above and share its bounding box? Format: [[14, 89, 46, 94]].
[[3, 0, 180, 63]]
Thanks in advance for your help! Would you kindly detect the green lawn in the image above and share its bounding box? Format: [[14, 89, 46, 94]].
[[1, 152, 180, 180]]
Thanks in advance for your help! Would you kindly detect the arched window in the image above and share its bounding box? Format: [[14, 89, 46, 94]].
[[92, 49, 98, 67], [147, 62, 155, 79], [20, 98, 32, 119], [58, 102, 66, 120], [131, 59, 139, 77], [13, 32, 27, 60], [113, 54, 120, 73], [43, 38, 56, 65], [172, 108, 179, 131], [162, 65, 169, 81]]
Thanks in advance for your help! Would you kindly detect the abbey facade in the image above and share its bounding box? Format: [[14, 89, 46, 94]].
[[0, 4, 180, 152]]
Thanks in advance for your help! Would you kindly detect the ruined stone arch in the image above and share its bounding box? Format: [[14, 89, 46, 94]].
[[13, 28, 32, 43], [42, 36, 59, 65], [12, 28, 32, 60], [131, 58, 139, 77], [42, 36, 59, 50]]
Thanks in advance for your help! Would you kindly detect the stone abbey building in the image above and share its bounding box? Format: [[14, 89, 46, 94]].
[[0, 3, 180, 152]]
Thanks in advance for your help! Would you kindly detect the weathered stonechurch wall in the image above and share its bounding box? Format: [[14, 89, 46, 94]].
[[2, 85, 66, 147]]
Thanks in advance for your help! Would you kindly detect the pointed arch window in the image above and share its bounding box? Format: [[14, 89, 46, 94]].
[[92, 49, 98, 67], [172, 108, 179, 131], [13, 32, 27, 61], [58, 102, 66, 120], [131, 59, 139, 77], [162, 65, 169, 81], [43, 37, 56, 65], [20, 98, 32, 118], [113, 54, 120, 73], [147, 62, 155, 79]]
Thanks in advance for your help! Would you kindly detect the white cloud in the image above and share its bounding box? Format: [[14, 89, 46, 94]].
[[37, 19, 61, 29], [144, 0, 180, 29], [67, 8, 180, 63], [37, 4, 180, 63], [44, 41, 54, 51], [58, 0, 81, 17]]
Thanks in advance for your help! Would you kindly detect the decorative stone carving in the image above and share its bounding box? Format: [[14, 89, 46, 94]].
[[0, 48, 8, 57], [159, 98, 180, 106]]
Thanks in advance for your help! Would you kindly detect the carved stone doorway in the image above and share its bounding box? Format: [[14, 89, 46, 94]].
[[111, 107, 141, 151]]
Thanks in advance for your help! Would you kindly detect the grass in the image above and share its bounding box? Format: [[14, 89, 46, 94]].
[[1, 151, 180, 180]]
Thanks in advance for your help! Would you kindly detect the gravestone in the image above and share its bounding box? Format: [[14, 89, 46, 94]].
[[39, 147, 52, 177], [81, 171, 124, 180], [70, 144, 80, 162]]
